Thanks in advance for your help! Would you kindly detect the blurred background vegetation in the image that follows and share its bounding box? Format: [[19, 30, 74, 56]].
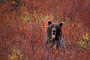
[[0, 0, 90, 60]]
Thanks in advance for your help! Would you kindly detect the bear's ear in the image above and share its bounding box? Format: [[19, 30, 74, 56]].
[[59, 22, 63, 27], [48, 21, 52, 25]]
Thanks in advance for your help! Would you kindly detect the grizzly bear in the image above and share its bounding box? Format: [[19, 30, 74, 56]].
[[45, 21, 66, 50]]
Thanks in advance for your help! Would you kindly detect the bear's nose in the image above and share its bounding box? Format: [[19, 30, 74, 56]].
[[53, 30, 55, 32]]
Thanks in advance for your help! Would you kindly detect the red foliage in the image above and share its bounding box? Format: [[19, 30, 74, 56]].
[[0, 0, 90, 60]]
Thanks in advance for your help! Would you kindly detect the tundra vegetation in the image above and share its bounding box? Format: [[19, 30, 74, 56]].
[[0, 0, 90, 60]]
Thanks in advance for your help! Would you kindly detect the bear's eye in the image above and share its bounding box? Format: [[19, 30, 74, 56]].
[[51, 26, 54, 28]]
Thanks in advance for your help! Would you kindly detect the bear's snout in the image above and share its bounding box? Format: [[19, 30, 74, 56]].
[[53, 30, 56, 35], [51, 27, 56, 38]]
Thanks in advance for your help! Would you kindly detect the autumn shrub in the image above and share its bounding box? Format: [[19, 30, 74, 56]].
[[8, 47, 22, 60], [78, 33, 90, 49]]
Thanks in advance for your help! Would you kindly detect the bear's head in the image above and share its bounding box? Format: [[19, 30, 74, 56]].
[[47, 21, 63, 39]]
